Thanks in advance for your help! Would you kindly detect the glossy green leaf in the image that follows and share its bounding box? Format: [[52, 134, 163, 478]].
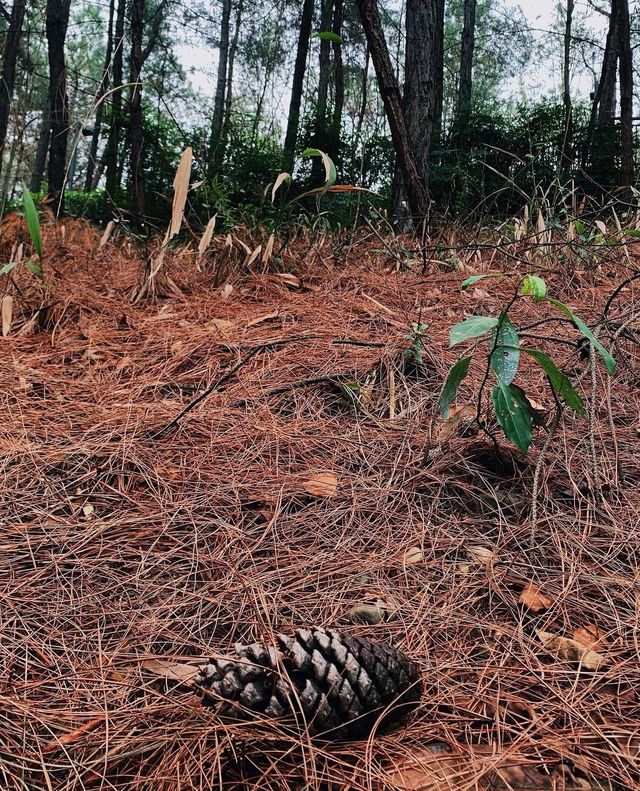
[[300, 148, 337, 193], [439, 355, 472, 417], [548, 298, 615, 374], [22, 184, 42, 260], [0, 261, 18, 276], [520, 274, 547, 302], [518, 347, 585, 416], [492, 382, 533, 453], [449, 315, 499, 347], [490, 316, 520, 386], [313, 31, 343, 44], [460, 274, 495, 290]]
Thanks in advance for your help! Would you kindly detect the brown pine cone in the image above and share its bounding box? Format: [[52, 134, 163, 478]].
[[195, 627, 422, 739]]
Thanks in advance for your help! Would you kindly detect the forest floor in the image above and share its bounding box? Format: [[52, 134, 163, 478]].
[[0, 214, 639, 790]]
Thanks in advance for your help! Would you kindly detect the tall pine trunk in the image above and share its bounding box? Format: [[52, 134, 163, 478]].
[[282, 0, 314, 173], [356, 0, 428, 221], [311, 0, 335, 183], [220, 0, 244, 159], [0, 0, 27, 185], [560, 0, 573, 169], [46, 0, 72, 216], [209, 0, 231, 175], [29, 110, 50, 192], [617, 0, 633, 191], [330, 0, 344, 157], [455, 0, 476, 137], [129, 0, 145, 225], [85, 0, 115, 191], [104, 0, 126, 221]]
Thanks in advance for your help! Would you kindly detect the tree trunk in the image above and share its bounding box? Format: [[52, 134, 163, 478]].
[[617, 0, 633, 191], [29, 111, 50, 193], [432, 0, 445, 145], [104, 0, 126, 221], [350, 46, 369, 178], [456, 0, 476, 135], [46, 0, 72, 216], [282, 0, 314, 173], [330, 0, 344, 155], [582, 1, 618, 169], [311, 0, 335, 182], [220, 0, 244, 157], [0, 0, 27, 185], [129, 0, 145, 225], [355, 0, 428, 220], [559, 0, 573, 169], [85, 0, 115, 191], [209, 0, 231, 175]]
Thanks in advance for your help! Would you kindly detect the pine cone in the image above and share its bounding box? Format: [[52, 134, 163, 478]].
[[195, 627, 422, 739]]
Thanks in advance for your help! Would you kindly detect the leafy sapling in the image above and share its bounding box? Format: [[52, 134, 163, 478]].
[[0, 185, 45, 283], [439, 273, 615, 454], [402, 322, 430, 367]]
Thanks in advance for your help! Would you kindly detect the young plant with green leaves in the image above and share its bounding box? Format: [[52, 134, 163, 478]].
[[403, 322, 430, 367], [439, 273, 615, 454], [0, 185, 45, 283]]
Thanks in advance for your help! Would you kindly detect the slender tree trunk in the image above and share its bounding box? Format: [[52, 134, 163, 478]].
[[282, 0, 314, 173], [129, 0, 145, 224], [617, 0, 633, 191], [209, 0, 231, 175], [311, 0, 335, 182], [355, 0, 428, 220], [560, 0, 573, 169], [432, 0, 445, 145], [104, 0, 126, 221], [46, 0, 72, 216], [220, 0, 244, 156], [583, 1, 618, 169], [29, 111, 50, 192], [456, 0, 476, 135], [330, 0, 344, 155], [85, 0, 115, 191], [0, 0, 27, 184], [350, 46, 369, 178]]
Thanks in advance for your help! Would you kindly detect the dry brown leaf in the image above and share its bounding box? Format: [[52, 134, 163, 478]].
[[404, 546, 423, 565], [277, 272, 301, 289], [141, 659, 198, 685], [246, 311, 280, 328], [196, 214, 217, 265], [244, 244, 262, 268], [436, 405, 476, 443], [99, 220, 116, 248], [518, 582, 553, 613], [166, 147, 193, 241], [467, 545, 495, 564], [205, 318, 234, 335], [82, 503, 95, 518], [42, 714, 107, 754], [2, 294, 13, 337], [536, 630, 608, 670], [572, 624, 609, 651], [302, 472, 338, 497], [262, 232, 275, 264], [220, 283, 234, 299]]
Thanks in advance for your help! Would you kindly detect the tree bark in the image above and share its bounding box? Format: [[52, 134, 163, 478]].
[[46, 0, 72, 216], [29, 110, 50, 193], [456, 0, 476, 133], [311, 0, 335, 182], [617, 0, 633, 191], [282, 0, 314, 173], [355, 0, 428, 220], [0, 0, 27, 185], [104, 0, 126, 221], [129, 0, 145, 225], [220, 0, 244, 157], [330, 0, 344, 155], [560, 0, 573, 169], [209, 0, 231, 175], [85, 0, 115, 191]]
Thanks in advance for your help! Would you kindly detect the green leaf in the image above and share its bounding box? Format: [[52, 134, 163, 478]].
[[520, 274, 547, 302], [313, 31, 343, 44], [548, 298, 616, 374], [300, 148, 337, 193], [449, 315, 499, 347], [460, 274, 493, 290], [22, 184, 42, 260], [623, 228, 640, 238], [492, 383, 533, 453], [518, 347, 585, 416], [439, 355, 472, 417], [26, 260, 44, 280], [490, 316, 520, 386], [573, 219, 586, 237], [0, 261, 18, 276]]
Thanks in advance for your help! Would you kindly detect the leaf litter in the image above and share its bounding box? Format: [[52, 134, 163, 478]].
[[0, 216, 638, 789]]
